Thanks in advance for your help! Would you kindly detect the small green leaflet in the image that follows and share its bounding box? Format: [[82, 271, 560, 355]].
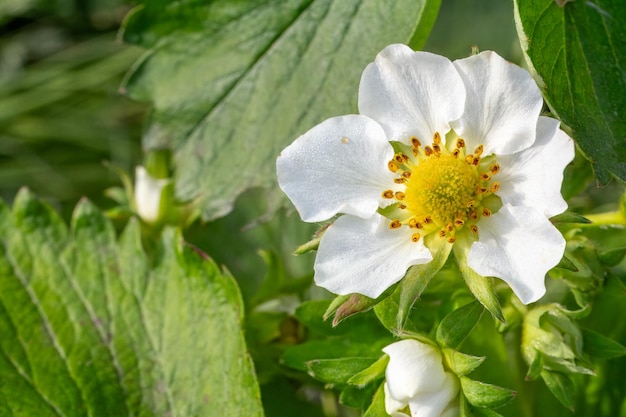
[[121, 0, 442, 220], [0, 190, 262, 417]]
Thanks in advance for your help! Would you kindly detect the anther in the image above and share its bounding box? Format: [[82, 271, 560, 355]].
[[388, 161, 399, 172], [398, 204, 407, 209], [411, 233, 421, 243], [394, 178, 405, 184], [465, 155, 475, 165], [480, 172, 491, 181], [482, 208, 492, 217], [433, 132, 442, 144], [454, 218, 465, 227], [490, 182, 500, 192], [446, 223, 454, 232], [408, 218, 417, 228], [438, 230, 447, 237], [467, 200, 476, 208], [432, 144, 441, 155], [476, 186, 488, 194], [469, 210, 478, 220], [424, 216, 433, 224], [424, 146, 434, 156], [472, 156, 480, 166], [447, 235, 457, 243], [474, 145, 484, 157], [456, 138, 465, 148], [490, 163, 500, 175], [394, 154, 405, 164], [395, 191, 406, 200], [470, 225, 479, 235], [390, 220, 402, 229], [382, 190, 394, 199], [402, 172, 411, 179], [452, 149, 461, 158], [411, 137, 421, 148]]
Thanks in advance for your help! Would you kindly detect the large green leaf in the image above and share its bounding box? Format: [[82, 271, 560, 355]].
[[0, 190, 263, 416], [121, 0, 442, 220], [514, 0, 626, 184]]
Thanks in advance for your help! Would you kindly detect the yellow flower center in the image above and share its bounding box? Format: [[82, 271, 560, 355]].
[[381, 133, 502, 244], [405, 154, 477, 225]]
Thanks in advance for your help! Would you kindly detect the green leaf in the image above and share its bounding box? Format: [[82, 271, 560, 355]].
[[460, 377, 516, 409], [514, 0, 626, 184], [442, 349, 485, 377], [540, 370, 575, 411], [306, 357, 378, 385], [582, 328, 626, 359], [347, 354, 389, 387], [0, 189, 263, 416], [121, 0, 443, 220], [436, 301, 484, 349]]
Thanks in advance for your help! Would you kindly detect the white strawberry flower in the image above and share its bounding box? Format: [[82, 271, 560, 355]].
[[276, 44, 574, 304], [383, 339, 459, 417]]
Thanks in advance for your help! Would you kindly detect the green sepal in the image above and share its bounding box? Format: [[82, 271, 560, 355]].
[[374, 291, 420, 335], [550, 210, 591, 225], [294, 223, 330, 255], [363, 383, 387, 417], [525, 352, 543, 381], [305, 357, 378, 385], [323, 294, 351, 320], [436, 301, 484, 349], [347, 355, 389, 388], [459, 394, 473, 417], [339, 383, 380, 409], [104, 186, 129, 205], [453, 243, 504, 322], [443, 348, 485, 377], [460, 377, 516, 409], [540, 370, 575, 411], [472, 407, 504, 417], [397, 236, 453, 329], [294, 235, 322, 255], [329, 286, 396, 327], [554, 254, 578, 272], [102, 161, 134, 207], [582, 328, 626, 359]]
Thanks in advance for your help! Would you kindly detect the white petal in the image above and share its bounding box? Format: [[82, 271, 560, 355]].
[[440, 403, 460, 417], [468, 205, 566, 304], [451, 51, 543, 155], [315, 214, 432, 298], [135, 166, 168, 223], [277, 115, 398, 222], [383, 340, 447, 402], [385, 382, 409, 417], [407, 373, 459, 417], [358, 44, 465, 144], [496, 116, 575, 217]]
